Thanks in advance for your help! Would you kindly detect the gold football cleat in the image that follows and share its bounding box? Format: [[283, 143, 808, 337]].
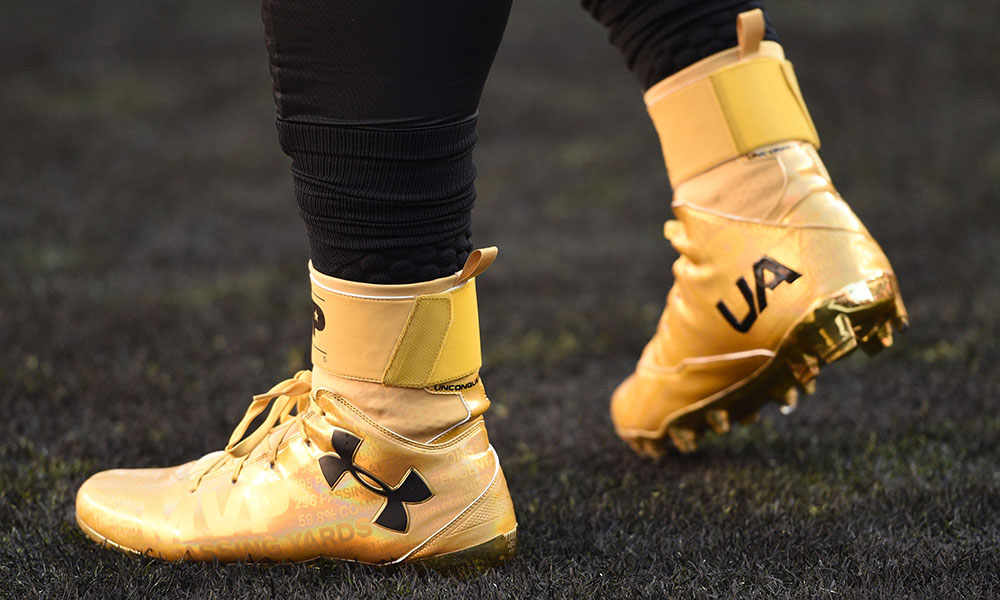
[[611, 10, 908, 456], [77, 249, 517, 569]]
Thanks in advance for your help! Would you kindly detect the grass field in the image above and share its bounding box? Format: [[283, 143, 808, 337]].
[[2, 1, 999, 597]]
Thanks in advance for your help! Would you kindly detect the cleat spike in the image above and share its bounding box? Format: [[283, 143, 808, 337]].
[[706, 409, 731, 434], [862, 321, 894, 355], [779, 387, 799, 415], [648, 439, 668, 458], [667, 427, 697, 454], [817, 312, 857, 363], [631, 437, 664, 458], [878, 322, 894, 347], [788, 353, 820, 385], [892, 287, 910, 331]]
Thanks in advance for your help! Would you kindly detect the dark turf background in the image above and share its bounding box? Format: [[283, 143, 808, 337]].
[[2, 1, 999, 598]]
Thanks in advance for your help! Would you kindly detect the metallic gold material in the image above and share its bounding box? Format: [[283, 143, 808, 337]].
[[77, 251, 517, 567], [613, 12, 908, 456], [308, 254, 491, 388], [644, 10, 818, 187]]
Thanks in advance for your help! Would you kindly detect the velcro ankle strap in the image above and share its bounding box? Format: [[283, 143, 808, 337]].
[[645, 10, 820, 186], [310, 249, 495, 388]]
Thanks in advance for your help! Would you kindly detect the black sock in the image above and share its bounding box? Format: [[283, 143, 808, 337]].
[[262, 0, 512, 283], [276, 118, 478, 284], [581, 0, 780, 90]]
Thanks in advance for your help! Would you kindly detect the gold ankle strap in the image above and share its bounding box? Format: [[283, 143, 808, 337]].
[[644, 9, 820, 187], [310, 248, 497, 388]]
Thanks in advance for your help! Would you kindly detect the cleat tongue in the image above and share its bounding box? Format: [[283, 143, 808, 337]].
[[706, 410, 731, 434], [667, 427, 698, 454]]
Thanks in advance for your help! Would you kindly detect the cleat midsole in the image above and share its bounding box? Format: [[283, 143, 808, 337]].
[[412, 528, 517, 573]]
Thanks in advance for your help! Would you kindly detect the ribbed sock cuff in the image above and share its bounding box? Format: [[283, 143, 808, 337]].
[[277, 117, 479, 284]]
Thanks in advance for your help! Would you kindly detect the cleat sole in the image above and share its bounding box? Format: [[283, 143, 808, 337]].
[[79, 511, 516, 573], [622, 273, 907, 455], [413, 528, 518, 574]]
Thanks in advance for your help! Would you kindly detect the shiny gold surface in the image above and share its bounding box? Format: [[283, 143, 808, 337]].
[[77, 378, 517, 564], [77, 252, 517, 566], [612, 142, 908, 456]]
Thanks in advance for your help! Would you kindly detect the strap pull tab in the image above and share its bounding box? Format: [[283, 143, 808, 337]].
[[456, 246, 498, 285], [737, 9, 764, 59]]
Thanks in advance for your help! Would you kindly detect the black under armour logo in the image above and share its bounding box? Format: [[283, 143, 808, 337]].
[[312, 301, 325, 334], [717, 256, 801, 333], [318, 429, 433, 533]]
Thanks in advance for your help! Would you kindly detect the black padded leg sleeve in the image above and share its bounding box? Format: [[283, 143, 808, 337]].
[[262, 0, 512, 283], [581, 0, 780, 90]]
